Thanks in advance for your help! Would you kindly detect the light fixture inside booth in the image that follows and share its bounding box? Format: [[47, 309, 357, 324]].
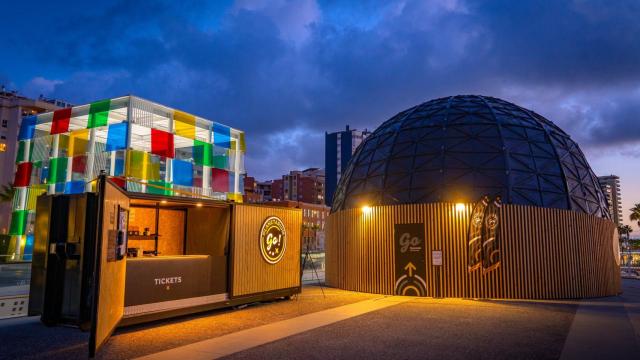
[[455, 203, 466, 212], [362, 205, 372, 214]]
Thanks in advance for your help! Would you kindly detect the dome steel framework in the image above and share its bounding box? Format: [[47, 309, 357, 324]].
[[331, 95, 609, 218]]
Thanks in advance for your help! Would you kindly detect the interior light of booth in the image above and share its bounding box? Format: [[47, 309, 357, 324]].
[[362, 205, 372, 214], [455, 203, 465, 212], [196, 202, 203, 207], [160, 200, 168, 204]]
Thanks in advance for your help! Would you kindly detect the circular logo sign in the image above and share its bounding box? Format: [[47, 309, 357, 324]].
[[260, 216, 286, 264]]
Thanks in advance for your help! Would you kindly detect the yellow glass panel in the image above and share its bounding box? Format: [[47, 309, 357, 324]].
[[227, 193, 243, 203], [58, 134, 69, 152], [239, 132, 246, 152], [125, 150, 148, 179], [147, 160, 161, 181], [174, 110, 196, 139], [69, 129, 90, 156], [26, 185, 47, 210]]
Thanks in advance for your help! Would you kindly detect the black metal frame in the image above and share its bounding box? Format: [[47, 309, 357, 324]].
[[332, 95, 609, 219]]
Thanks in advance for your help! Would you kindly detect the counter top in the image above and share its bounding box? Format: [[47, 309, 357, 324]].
[[125, 254, 212, 307]]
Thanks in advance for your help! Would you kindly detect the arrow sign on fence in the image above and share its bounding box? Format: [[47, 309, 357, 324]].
[[404, 262, 416, 277]]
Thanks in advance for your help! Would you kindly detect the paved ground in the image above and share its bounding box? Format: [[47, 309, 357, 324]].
[[1, 281, 639, 359], [223, 297, 577, 360]]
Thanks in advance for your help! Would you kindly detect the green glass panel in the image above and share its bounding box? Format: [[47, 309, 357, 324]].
[[193, 140, 212, 167], [147, 180, 172, 195], [212, 155, 228, 169], [15, 141, 34, 164], [88, 99, 111, 128], [48, 157, 68, 183], [9, 210, 28, 235]]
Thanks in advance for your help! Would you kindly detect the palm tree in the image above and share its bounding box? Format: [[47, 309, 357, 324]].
[[620, 224, 633, 239], [631, 203, 640, 230], [0, 184, 15, 203]]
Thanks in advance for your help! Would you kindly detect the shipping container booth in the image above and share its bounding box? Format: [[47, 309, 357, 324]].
[[29, 176, 302, 357]]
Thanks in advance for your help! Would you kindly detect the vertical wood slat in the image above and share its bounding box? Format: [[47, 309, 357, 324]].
[[231, 204, 302, 297], [326, 203, 620, 299]]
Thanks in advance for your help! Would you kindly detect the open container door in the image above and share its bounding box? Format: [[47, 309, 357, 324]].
[[89, 176, 130, 357]]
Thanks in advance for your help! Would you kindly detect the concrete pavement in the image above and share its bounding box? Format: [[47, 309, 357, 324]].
[[1, 281, 639, 359]]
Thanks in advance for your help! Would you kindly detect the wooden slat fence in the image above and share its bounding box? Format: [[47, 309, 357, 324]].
[[325, 203, 620, 299]]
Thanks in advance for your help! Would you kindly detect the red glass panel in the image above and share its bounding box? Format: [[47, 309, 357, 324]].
[[14, 162, 33, 187], [211, 168, 228, 192], [51, 108, 72, 135], [72, 155, 87, 173], [151, 129, 174, 158]]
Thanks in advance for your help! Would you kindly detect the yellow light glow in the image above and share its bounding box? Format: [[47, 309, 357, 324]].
[[160, 200, 168, 204], [362, 205, 372, 214], [196, 202, 203, 207], [455, 203, 465, 212]]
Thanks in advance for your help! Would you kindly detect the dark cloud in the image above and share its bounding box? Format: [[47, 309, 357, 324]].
[[585, 96, 640, 146], [1, 0, 640, 179]]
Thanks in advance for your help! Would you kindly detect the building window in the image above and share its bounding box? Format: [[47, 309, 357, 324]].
[[0, 135, 5, 140], [0, 143, 6, 152], [1, 119, 7, 128]]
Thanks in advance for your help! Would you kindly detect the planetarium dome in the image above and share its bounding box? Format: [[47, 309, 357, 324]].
[[331, 95, 609, 218]]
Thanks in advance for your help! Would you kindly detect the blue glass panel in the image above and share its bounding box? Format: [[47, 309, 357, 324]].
[[228, 172, 236, 192], [173, 159, 193, 186], [23, 234, 35, 261], [55, 182, 65, 193], [18, 116, 37, 140], [40, 167, 49, 183], [65, 180, 85, 194], [106, 122, 128, 151], [213, 123, 231, 148], [115, 158, 124, 176]]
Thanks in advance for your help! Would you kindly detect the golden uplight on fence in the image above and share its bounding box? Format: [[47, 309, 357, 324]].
[[455, 203, 466, 213], [362, 205, 372, 215]]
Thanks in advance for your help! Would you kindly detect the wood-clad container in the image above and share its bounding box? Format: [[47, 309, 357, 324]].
[[326, 203, 620, 299], [230, 204, 302, 297]]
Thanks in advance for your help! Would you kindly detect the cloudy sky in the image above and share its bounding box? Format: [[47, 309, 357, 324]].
[[1, 0, 639, 232]]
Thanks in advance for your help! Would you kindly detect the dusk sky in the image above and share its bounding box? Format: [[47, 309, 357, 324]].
[[1, 0, 639, 233]]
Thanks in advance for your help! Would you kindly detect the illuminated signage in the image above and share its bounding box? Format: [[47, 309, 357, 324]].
[[260, 216, 286, 264], [394, 223, 427, 296]]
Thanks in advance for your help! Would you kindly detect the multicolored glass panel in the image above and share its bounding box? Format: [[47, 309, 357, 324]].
[[8, 96, 245, 259]]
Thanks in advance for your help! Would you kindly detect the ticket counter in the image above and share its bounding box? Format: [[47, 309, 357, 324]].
[[29, 176, 302, 357]]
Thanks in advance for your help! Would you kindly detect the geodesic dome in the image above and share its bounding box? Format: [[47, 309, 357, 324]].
[[331, 95, 609, 218]]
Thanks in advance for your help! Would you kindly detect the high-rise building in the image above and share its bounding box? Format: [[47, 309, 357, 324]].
[[0, 90, 70, 233], [598, 175, 623, 225], [324, 125, 370, 207], [271, 168, 325, 204]]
